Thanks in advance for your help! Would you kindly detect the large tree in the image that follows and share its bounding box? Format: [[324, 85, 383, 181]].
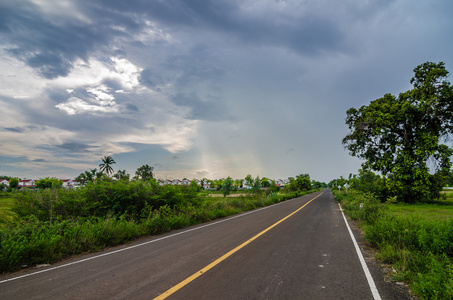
[[288, 174, 311, 192], [99, 156, 116, 176], [343, 62, 453, 203]]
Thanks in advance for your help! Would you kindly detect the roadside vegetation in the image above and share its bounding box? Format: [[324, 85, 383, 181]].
[[334, 61, 453, 300], [333, 188, 453, 300], [0, 164, 322, 274]]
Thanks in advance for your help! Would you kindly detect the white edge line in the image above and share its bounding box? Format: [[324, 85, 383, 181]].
[[0, 194, 308, 285], [338, 202, 382, 300]]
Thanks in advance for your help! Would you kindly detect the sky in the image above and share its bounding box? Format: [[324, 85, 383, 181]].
[[1, 0, 452, 183]]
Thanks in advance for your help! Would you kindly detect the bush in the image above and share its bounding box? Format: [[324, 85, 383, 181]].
[[334, 190, 387, 224], [365, 216, 453, 257]]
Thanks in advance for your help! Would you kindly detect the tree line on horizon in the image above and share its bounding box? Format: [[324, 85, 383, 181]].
[[1, 155, 327, 194]]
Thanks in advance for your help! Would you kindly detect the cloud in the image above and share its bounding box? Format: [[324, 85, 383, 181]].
[[32, 158, 47, 163], [3, 127, 25, 133], [170, 93, 232, 122], [55, 142, 96, 153], [55, 96, 118, 115], [0, 0, 452, 182]]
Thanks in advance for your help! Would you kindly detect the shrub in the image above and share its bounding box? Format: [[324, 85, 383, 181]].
[[334, 190, 387, 224]]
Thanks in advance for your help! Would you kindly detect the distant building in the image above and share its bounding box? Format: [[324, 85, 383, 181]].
[[18, 179, 36, 188], [61, 179, 76, 189]]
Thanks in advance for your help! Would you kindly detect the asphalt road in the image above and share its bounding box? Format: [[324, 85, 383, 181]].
[[0, 190, 409, 299]]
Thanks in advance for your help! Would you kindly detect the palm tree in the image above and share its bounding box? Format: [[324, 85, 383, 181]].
[[99, 156, 116, 176]]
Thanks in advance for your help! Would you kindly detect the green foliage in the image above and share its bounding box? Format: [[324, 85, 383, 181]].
[[334, 190, 453, 299], [333, 190, 387, 224], [0, 177, 319, 273], [252, 176, 262, 194], [244, 174, 254, 188], [311, 180, 327, 189], [221, 177, 234, 197], [261, 177, 270, 187], [12, 188, 86, 223], [36, 177, 63, 189], [343, 62, 453, 203], [9, 178, 19, 189], [365, 216, 453, 255], [328, 176, 348, 190], [0, 196, 17, 228], [348, 169, 388, 201], [113, 170, 130, 181], [388, 200, 453, 221], [76, 169, 103, 185], [288, 174, 312, 192], [366, 216, 453, 300], [268, 181, 280, 193], [135, 164, 154, 181], [81, 178, 169, 220]]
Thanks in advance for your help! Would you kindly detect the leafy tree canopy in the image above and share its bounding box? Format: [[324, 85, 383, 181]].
[[9, 178, 19, 189], [343, 62, 453, 203], [36, 177, 63, 189], [261, 177, 270, 187], [135, 164, 154, 181], [288, 174, 312, 191], [114, 170, 130, 181]]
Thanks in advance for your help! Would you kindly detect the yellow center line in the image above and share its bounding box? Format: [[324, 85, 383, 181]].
[[153, 192, 324, 300]]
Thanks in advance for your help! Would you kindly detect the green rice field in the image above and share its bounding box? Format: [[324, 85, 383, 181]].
[[387, 194, 453, 221]]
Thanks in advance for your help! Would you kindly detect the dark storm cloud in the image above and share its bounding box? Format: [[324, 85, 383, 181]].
[[171, 93, 232, 122], [3, 127, 25, 133], [2, 6, 96, 78], [139, 69, 164, 91], [1, 0, 347, 80], [149, 0, 343, 55], [168, 45, 224, 86], [99, 0, 344, 55], [0, 1, 137, 79], [96, 0, 237, 28], [125, 103, 139, 112]]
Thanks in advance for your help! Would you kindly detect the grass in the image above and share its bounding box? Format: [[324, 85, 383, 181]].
[[0, 188, 318, 273], [0, 196, 17, 227], [333, 190, 453, 300], [387, 200, 453, 221]]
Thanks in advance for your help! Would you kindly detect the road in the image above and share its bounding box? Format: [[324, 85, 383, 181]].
[[0, 190, 409, 299]]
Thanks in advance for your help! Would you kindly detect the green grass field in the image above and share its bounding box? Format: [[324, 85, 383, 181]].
[[387, 199, 453, 221], [387, 190, 453, 221]]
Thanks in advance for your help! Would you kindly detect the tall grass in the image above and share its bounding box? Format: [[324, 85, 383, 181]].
[[334, 190, 453, 300], [0, 196, 17, 227]]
